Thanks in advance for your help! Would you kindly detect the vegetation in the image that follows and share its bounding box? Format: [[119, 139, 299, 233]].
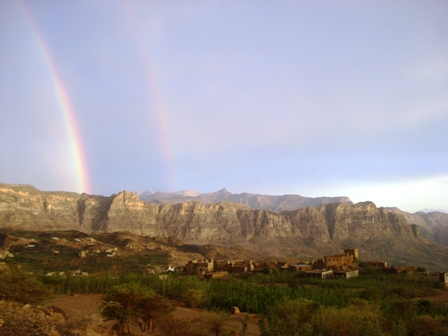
[[0, 266, 52, 304], [1, 265, 447, 335], [101, 282, 174, 335], [1, 229, 448, 335]]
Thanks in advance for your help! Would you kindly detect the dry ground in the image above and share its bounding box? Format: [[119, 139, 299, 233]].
[[422, 289, 448, 306], [49, 294, 261, 335]]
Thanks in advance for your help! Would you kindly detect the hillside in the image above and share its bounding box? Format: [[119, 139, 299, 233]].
[[1, 183, 448, 270]]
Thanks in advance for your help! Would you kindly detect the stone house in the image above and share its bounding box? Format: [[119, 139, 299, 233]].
[[221, 260, 254, 274], [185, 259, 214, 275], [383, 266, 414, 274], [204, 271, 229, 279], [306, 269, 334, 279], [324, 254, 354, 269], [364, 261, 388, 269], [213, 259, 230, 271], [344, 248, 359, 261], [324, 248, 358, 269], [276, 261, 289, 270], [334, 269, 359, 279], [289, 264, 313, 272], [439, 272, 448, 288]]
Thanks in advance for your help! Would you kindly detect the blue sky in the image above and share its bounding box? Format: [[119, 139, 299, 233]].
[[0, 1, 447, 213]]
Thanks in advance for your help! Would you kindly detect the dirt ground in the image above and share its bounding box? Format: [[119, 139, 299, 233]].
[[422, 289, 448, 306], [49, 294, 261, 335], [47, 290, 448, 335]]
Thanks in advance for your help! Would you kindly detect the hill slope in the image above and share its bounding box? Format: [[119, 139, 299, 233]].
[[1, 183, 448, 270]]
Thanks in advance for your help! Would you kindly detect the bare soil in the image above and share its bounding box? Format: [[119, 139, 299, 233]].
[[422, 289, 448, 306], [49, 294, 261, 335]]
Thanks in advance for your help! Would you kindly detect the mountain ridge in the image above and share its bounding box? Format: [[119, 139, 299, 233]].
[[1, 182, 448, 270], [138, 187, 353, 212]]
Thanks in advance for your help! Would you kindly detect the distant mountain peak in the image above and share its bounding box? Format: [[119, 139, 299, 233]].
[[214, 188, 230, 195], [421, 208, 448, 214], [137, 188, 352, 212], [176, 190, 200, 197]]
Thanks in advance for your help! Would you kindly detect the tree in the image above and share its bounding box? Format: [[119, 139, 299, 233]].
[[138, 292, 174, 334], [101, 282, 173, 335], [311, 303, 385, 336], [0, 267, 51, 304], [261, 298, 320, 336], [207, 312, 234, 336], [182, 288, 204, 309]]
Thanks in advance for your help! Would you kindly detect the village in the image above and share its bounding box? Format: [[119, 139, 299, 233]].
[[163, 248, 448, 288], [1, 233, 447, 288]]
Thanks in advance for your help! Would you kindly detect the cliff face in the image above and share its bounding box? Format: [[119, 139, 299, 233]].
[[1, 183, 448, 269], [386, 207, 448, 246], [0, 184, 113, 232]]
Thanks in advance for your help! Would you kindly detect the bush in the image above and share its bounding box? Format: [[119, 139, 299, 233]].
[[0, 267, 51, 304], [261, 298, 320, 336], [183, 289, 205, 309], [311, 303, 385, 336], [101, 282, 173, 335]]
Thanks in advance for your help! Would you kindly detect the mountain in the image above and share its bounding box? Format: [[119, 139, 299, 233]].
[[138, 187, 353, 212], [0, 230, 263, 268], [1, 183, 448, 270], [386, 207, 448, 246]]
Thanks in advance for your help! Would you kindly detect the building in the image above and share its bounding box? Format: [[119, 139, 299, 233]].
[[213, 259, 229, 271], [306, 269, 334, 279], [324, 254, 354, 269], [204, 271, 229, 279], [185, 259, 214, 275], [289, 264, 313, 272], [276, 261, 290, 270], [439, 273, 448, 289], [334, 270, 359, 279], [344, 249, 359, 261], [324, 248, 359, 269], [364, 261, 388, 269], [383, 266, 414, 274]]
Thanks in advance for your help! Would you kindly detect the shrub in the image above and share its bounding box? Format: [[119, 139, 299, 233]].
[[101, 282, 173, 335], [183, 288, 205, 309], [0, 267, 51, 304]]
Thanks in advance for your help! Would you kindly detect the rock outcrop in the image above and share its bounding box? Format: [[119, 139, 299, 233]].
[[1, 183, 448, 269]]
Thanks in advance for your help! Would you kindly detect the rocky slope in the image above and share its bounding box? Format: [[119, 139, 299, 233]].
[[386, 207, 448, 246], [138, 188, 353, 212], [1, 183, 448, 270]]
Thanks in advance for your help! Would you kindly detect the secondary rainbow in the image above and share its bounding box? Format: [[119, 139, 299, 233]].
[[123, 2, 176, 190], [17, 1, 90, 194]]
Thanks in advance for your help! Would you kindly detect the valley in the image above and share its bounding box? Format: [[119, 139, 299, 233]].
[[1, 183, 448, 335]]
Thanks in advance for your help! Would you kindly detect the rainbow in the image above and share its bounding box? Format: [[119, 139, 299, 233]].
[[17, 1, 90, 194], [145, 61, 176, 190], [123, 2, 176, 190]]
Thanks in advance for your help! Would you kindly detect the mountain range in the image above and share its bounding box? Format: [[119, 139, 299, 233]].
[[1, 182, 448, 270], [137, 188, 353, 212]]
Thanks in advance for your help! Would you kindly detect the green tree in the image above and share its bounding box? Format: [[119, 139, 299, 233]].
[[0, 267, 51, 304], [102, 282, 172, 335], [183, 288, 205, 309], [311, 303, 385, 336], [261, 298, 320, 336], [137, 292, 174, 334]]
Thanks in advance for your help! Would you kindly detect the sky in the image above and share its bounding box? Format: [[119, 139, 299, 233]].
[[0, 1, 447, 213]]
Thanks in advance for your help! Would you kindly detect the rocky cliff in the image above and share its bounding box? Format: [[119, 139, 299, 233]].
[[1, 183, 448, 270]]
